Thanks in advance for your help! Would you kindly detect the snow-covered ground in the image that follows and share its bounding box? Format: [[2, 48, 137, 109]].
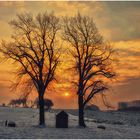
[[0, 106, 140, 139]]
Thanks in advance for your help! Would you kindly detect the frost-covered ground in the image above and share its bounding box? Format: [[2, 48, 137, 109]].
[[0, 107, 140, 139]]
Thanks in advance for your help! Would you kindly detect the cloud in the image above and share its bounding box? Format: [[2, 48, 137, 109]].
[[0, 21, 12, 39], [0, 1, 140, 41], [99, 2, 140, 41], [113, 40, 140, 82], [0, 1, 24, 8]]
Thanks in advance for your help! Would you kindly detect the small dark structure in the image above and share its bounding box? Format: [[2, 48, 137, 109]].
[[97, 125, 106, 130], [85, 104, 100, 111], [118, 100, 140, 111], [56, 110, 68, 128], [5, 120, 16, 127]]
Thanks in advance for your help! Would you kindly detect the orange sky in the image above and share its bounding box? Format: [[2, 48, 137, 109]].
[[0, 1, 140, 109]]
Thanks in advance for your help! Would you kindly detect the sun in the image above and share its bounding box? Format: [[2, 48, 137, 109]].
[[64, 92, 70, 97]]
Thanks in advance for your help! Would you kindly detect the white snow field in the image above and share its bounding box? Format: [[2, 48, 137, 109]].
[[0, 106, 140, 139]]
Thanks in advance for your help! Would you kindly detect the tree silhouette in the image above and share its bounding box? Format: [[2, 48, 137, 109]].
[[63, 13, 115, 127], [0, 12, 60, 126], [44, 99, 54, 111], [33, 98, 54, 111], [8, 99, 17, 107], [8, 98, 27, 107]]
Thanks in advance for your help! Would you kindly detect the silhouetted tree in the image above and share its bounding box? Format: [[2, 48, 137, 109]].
[[0, 12, 60, 125], [9, 99, 19, 107], [19, 92, 29, 107], [63, 13, 115, 127], [20, 98, 27, 107], [44, 99, 54, 111], [33, 98, 54, 111], [118, 102, 127, 110], [9, 98, 27, 107], [2, 103, 6, 107]]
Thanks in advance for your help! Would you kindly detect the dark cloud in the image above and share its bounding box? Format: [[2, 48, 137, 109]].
[[76, 1, 140, 41], [101, 1, 140, 41], [0, 1, 140, 41], [104, 1, 140, 11]]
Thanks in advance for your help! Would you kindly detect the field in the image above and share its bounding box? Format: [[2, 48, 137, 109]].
[[0, 107, 140, 139]]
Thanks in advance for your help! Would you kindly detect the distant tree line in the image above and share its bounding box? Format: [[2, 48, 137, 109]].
[[8, 98, 27, 107], [8, 97, 54, 111], [118, 100, 140, 111]]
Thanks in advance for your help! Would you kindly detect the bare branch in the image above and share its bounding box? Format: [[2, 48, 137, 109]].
[[0, 12, 60, 98]]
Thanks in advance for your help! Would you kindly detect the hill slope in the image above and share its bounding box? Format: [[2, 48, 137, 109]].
[[0, 107, 140, 138]]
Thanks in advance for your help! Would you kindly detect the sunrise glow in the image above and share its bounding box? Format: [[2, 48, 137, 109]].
[[64, 92, 70, 97]]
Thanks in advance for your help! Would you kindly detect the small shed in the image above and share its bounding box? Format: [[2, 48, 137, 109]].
[[56, 110, 68, 128]]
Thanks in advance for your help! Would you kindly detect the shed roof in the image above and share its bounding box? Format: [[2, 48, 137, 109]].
[[56, 110, 68, 116]]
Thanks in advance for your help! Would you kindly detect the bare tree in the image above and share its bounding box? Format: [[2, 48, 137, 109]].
[[63, 13, 115, 127], [33, 98, 54, 111], [0, 12, 60, 126]]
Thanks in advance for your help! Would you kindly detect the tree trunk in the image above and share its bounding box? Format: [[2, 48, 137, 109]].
[[78, 94, 86, 127], [39, 93, 45, 126]]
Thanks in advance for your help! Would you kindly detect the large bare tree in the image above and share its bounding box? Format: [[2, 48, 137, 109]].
[[0, 12, 60, 126], [63, 13, 115, 127]]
